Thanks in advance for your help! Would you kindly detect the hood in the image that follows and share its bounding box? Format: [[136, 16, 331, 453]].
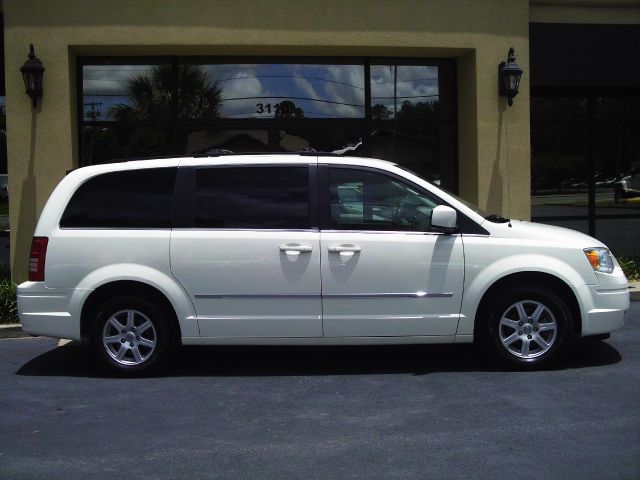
[[481, 219, 607, 249]]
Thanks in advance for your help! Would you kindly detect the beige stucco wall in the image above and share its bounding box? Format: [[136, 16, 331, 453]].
[[4, 0, 531, 282]]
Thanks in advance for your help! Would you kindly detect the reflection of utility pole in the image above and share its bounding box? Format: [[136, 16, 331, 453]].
[[83, 102, 102, 165], [391, 65, 398, 161]]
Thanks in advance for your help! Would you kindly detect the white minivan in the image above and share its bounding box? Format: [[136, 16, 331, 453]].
[[18, 154, 630, 375]]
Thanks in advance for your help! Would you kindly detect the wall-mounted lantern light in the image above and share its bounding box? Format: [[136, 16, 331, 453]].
[[499, 47, 523, 107], [20, 44, 45, 108]]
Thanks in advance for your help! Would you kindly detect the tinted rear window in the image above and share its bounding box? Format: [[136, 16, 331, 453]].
[[194, 166, 310, 229], [60, 168, 177, 228]]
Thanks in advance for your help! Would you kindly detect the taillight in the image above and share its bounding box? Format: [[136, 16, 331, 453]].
[[29, 236, 49, 282]]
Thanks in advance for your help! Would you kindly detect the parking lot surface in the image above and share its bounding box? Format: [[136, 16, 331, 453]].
[[1, 303, 639, 480]]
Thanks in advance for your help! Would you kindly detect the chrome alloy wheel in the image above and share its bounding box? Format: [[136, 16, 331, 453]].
[[102, 309, 157, 366], [498, 300, 558, 359]]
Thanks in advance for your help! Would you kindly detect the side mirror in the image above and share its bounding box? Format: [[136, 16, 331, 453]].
[[431, 205, 457, 234]]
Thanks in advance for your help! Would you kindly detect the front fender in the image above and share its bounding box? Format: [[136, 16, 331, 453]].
[[457, 253, 594, 336]]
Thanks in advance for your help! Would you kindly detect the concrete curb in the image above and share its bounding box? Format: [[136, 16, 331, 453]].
[[2, 284, 638, 340], [0, 323, 31, 339]]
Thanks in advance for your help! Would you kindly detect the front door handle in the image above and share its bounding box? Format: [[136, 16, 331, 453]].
[[328, 244, 362, 258], [280, 244, 313, 256]]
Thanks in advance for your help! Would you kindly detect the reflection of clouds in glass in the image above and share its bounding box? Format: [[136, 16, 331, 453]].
[[371, 65, 439, 114], [83, 65, 157, 95], [83, 63, 437, 120], [207, 64, 364, 118], [204, 64, 270, 118], [296, 65, 364, 117]]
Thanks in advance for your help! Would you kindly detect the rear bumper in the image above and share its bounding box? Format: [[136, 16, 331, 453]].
[[17, 282, 81, 340], [576, 283, 629, 336]]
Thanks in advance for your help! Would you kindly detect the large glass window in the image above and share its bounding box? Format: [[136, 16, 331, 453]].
[[60, 168, 177, 228], [194, 166, 310, 229], [80, 57, 457, 191], [531, 94, 640, 257]]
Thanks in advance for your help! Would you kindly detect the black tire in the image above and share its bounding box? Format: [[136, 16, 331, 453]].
[[483, 286, 572, 370], [91, 295, 174, 376]]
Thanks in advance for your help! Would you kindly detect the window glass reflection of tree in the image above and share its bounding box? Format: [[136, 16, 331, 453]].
[[85, 65, 224, 163], [109, 65, 223, 121]]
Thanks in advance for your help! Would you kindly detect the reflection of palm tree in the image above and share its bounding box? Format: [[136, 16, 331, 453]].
[[110, 64, 224, 121]]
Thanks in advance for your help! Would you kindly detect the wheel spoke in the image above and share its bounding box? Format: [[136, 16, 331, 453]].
[[137, 320, 153, 334], [538, 322, 556, 333], [531, 304, 544, 323], [104, 335, 121, 344], [515, 303, 528, 321], [503, 332, 520, 346], [138, 337, 155, 348], [500, 318, 520, 329], [109, 317, 125, 332], [115, 345, 128, 360], [533, 334, 550, 350], [126, 311, 135, 328], [520, 338, 531, 356], [131, 346, 143, 363]]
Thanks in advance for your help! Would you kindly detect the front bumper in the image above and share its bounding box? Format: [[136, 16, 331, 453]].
[[575, 280, 629, 336], [17, 282, 81, 340]]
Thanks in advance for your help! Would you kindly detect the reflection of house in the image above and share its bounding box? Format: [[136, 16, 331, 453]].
[[279, 131, 312, 152], [368, 130, 440, 183], [187, 130, 269, 153], [335, 130, 441, 183], [187, 129, 313, 154]]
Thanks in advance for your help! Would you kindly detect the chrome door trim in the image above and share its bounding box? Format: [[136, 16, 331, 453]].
[[195, 292, 453, 299]]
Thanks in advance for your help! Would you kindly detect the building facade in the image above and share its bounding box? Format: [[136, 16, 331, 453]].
[[2, 0, 639, 281]]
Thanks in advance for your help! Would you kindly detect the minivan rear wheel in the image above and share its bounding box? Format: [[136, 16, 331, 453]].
[[91, 296, 172, 376], [485, 286, 571, 369]]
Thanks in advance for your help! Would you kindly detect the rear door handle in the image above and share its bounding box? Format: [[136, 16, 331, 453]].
[[280, 244, 313, 256], [328, 244, 361, 258]]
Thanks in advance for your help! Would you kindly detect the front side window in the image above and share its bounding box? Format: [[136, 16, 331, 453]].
[[194, 166, 310, 229], [328, 168, 439, 232], [60, 168, 177, 228]]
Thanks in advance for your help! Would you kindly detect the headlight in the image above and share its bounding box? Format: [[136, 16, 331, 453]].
[[584, 247, 614, 274]]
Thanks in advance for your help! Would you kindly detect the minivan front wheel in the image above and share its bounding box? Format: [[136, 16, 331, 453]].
[[92, 296, 172, 375], [486, 287, 571, 369]]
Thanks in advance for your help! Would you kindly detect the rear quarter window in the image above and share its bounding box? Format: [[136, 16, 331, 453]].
[[60, 167, 177, 228]]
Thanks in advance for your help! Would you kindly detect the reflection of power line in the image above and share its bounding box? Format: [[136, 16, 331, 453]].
[[222, 111, 348, 118], [221, 96, 364, 108], [215, 75, 365, 90], [373, 77, 438, 85], [83, 74, 366, 91], [371, 94, 439, 100]]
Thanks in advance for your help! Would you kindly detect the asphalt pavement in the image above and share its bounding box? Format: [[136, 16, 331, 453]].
[[1, 303, 639, 480]]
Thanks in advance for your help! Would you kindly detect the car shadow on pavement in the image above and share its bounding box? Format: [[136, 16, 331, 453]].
[[15, 338, 622, 378]]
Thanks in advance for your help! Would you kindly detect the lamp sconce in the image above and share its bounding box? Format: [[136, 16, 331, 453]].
[[499, 47, 523, 107], [20, 44, 45, 109]]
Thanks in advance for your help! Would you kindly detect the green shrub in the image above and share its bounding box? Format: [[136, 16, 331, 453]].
[[0, 277, 18, 324], [618, 256, 640, 282]]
